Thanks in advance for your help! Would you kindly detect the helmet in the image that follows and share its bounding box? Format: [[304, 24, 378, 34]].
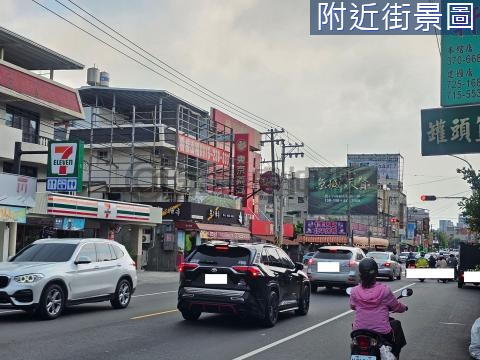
[[359, 257, 379, 277], [409, 252, 413, 256], [420, 252, 426, 257]]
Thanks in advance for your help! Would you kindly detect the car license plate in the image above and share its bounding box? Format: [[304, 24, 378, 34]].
[[205, 274, 227, 284], [317, 262, 340, 272], [350, 355, 376, 360]]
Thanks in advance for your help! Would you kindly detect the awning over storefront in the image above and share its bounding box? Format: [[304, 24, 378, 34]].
[[297, 235, 348, 244], [30, 192, 162, 225], [175, 221, 250, 241], [252, 235, 299, 246]]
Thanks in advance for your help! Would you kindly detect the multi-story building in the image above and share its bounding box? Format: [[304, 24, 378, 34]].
[[69, 78, 261, 270], [0, 27, 84, 260], [407, 207, 430, 249], [439, 219, 454, 233]]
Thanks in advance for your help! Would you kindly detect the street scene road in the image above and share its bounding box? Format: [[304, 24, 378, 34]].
[[0, 271, 477, 360], [1, 1, 480, 360]]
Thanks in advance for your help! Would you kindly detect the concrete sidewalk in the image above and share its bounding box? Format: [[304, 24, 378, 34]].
[[136, 270, 179, 285]]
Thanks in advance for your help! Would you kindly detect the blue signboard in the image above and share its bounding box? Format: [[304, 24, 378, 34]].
[[407, 222, 416, 240], [54, 217, 85, 231]]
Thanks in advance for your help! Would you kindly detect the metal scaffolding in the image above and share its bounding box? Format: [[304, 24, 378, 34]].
[[69, 87, 234, 203]]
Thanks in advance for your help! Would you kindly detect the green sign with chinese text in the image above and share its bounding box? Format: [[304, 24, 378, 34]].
[[421, 105, 480, 156], [441, 33, 480, 107], [308, 167, 378, 215]]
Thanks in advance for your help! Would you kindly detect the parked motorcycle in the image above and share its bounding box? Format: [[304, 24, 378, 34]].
[[347, 287, 413, 360]]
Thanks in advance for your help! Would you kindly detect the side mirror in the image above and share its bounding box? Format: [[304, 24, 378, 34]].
[[75, 256, 92, 265], [400, 288, 413, 298], [346, 287, 353, 296], [294, 262, 304, 271]]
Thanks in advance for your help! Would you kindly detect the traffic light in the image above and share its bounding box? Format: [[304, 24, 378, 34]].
[[420, 195, 437, 201]]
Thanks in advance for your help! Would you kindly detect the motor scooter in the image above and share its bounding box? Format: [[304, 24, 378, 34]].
[[346, 287, 413, 360]]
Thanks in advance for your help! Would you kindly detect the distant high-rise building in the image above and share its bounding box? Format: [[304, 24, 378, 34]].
[[458, 214, 467, 228], [439, 220, 454, 233]]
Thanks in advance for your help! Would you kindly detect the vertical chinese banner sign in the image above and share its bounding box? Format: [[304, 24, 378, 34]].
[[234, 134, 250, 206]]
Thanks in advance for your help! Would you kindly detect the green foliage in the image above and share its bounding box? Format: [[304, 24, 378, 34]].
[[294, 221, 304, 238], [437, 231, 449, 248], [457, 167, 480, 236]]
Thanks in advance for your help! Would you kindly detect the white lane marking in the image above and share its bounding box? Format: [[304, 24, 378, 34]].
[[231, 283, 416, 360], [440, 322, 465, 326], [132, 290, 176, 298]]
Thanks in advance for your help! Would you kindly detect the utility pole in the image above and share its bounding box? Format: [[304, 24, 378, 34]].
[[261, 129, 285, 245], [279, 141, 304, 246]]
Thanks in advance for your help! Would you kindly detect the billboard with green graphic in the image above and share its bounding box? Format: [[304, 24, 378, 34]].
[[308, 167, 378, 215]]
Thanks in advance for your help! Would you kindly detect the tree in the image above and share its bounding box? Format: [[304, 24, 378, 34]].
[[294, 221, 304, 238], [437, 231, 449, 249], [457, 167, 480, 236]]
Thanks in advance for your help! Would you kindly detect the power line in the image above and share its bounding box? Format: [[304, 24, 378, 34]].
[[32, 0, 335, 167]]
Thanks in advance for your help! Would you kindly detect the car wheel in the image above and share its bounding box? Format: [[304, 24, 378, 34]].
[[295, 284, 310, 316], [181, 309, 201, 321], [38, 284, 65, 320], [389, 274, 395, 281], [262, 290, 279, 327], [111, 279, 132, 309]]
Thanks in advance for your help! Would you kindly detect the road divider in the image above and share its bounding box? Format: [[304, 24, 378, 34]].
[[231, 283, 415, 360]]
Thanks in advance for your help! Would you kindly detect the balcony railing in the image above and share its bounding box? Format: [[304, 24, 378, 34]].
[[21, 133, 50, 146]]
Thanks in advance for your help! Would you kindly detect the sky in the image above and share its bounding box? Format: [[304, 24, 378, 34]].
[[2, 0, 479, 228]]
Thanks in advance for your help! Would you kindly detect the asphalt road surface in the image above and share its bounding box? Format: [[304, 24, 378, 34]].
[[0, 274, 478, 360]]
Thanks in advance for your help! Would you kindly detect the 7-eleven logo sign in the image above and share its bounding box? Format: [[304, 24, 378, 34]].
[[50, 143, 78, 176]]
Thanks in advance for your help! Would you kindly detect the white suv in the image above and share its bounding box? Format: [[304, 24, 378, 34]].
[[0, 238, 137, 320]]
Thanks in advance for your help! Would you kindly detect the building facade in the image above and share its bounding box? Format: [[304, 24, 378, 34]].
[[0, 27, 84, 260]]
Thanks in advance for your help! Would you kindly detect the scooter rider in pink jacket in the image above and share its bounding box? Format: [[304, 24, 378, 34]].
[[350, 257, 408, 357]]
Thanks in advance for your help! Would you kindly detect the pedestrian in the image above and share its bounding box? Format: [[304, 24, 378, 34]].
[[428, 254, 436, 268], [436, 256, 448, 283], [436, 256, 448, 268], [447, 254, 458, 280]]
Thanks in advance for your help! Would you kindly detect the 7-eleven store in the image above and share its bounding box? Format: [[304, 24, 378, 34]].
[[19, 193, 162, 269]]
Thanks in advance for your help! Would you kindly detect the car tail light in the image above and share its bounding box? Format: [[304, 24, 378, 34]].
[[308, 258, 316, 265], [328, 249, 337, 253], [178, 263, 199, 272], [460, 271, 464, 278], [215, 245, 229, 251], [233, 266, 262, 277], [384, 262, 391, 267], [348, 260, 356, 267]]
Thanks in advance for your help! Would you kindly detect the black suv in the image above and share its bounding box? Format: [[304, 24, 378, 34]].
[[177, 241, 310, 327]]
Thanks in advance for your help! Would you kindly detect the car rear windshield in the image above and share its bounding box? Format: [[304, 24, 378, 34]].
[[314, 249, 352, 260], [11, 243, 77, 262], [189, 246, 251, 267], [369, 253, 389, 261]]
